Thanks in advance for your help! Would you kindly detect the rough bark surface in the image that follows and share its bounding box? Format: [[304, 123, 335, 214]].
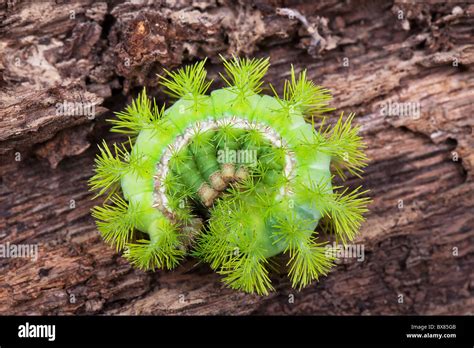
[[0, 0, 473, 315]]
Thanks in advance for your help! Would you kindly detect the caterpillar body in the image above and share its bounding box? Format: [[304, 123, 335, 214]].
[[90, 56, 370, 295]]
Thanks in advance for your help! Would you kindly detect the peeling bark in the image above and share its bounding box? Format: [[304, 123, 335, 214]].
[[0, 0, 473, 315]]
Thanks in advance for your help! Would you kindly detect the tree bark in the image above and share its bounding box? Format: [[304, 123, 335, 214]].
[[0, 0, 473, 315]]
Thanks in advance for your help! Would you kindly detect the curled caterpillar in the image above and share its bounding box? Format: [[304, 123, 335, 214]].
[[89, 56, 371, 295]]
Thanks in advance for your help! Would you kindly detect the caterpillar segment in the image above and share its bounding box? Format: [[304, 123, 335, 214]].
[[89, 56, 371, 295]]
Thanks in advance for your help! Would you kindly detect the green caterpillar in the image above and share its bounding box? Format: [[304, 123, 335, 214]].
[[89, 56, 371, 295]]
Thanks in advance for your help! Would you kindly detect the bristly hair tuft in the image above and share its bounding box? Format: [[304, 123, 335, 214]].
[[91, 194, 138, 251], [318, 113, 368, 179], [159, 59, 212, 110], [272, 213, 334, 289], [219, 54, 270, 101], [295, 176, 372, 244], [109, 87, 164, 135], [89, 139, 149, 200], [270, 65, 333, 118], [124, 220, 185, 270]]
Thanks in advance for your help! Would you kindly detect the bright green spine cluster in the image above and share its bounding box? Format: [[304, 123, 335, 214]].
[[89, 56, 371, 295]]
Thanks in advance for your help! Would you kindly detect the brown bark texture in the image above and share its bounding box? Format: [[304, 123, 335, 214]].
[[0, 0, 473, 315]]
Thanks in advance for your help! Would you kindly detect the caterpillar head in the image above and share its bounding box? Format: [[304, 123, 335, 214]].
[[89, 56, 371, 295]]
